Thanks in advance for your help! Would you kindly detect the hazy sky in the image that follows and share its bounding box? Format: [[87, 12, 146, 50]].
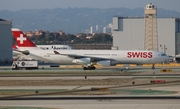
[[0, 0, 180, 12]]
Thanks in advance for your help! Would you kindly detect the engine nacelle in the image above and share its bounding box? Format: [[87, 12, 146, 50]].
[[72, 58, 91, 64], [96, 60, 111, 67]]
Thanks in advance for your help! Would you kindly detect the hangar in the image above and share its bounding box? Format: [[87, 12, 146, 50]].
[[112, 17, 180, 58], [112, 3, 180, 62], [0, 18, 12, 65]]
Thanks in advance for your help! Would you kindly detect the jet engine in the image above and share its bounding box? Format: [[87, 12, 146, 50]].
[[72, 58, 91, 64], [96, 60, 111, 66]]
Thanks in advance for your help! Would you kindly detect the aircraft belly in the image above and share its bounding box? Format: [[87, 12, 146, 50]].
[[115, 57, 136, 64], [117, 58, 150, 64], [61, 59, 74, 65], [58, 56, 74, 65]]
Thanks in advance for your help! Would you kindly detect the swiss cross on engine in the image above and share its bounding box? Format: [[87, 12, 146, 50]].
[[17, 34, 27, 44]]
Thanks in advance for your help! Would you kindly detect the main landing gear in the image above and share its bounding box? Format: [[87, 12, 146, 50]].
[[83, 65, 96, 70], [152, 64, 155, 70]]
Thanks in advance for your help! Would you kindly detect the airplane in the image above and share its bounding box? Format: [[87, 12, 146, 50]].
[[12, 28, 170, 70], [36, 45, 72, 50]]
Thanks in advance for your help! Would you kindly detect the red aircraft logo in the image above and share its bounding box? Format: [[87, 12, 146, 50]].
[[127, 52, 152, 58], [17, 34, 27, 44]]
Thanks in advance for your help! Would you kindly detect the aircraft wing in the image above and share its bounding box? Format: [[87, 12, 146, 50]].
[[54, 50, 114, 61]]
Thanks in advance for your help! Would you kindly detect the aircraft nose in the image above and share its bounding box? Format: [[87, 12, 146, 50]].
[[165, 56, 170, 62]]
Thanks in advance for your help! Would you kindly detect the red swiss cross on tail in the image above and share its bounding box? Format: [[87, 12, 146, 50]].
[[12, 28, 36, 47]]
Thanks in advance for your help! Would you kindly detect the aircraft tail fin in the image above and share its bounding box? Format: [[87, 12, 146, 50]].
[[12, 28, 36, 47]]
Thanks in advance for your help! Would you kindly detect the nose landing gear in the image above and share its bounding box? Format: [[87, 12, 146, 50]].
[[152, 64, 155, 70]]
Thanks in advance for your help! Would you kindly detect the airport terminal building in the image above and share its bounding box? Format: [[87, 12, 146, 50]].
[[112, 17, 180, 58], [0, 18, 12, 65]]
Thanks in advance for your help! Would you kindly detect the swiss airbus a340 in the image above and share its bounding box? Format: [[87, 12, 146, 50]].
[[12, 28, 169, 70]]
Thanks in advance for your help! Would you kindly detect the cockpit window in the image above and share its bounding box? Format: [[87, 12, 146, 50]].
[[161, 54, 167, 56]]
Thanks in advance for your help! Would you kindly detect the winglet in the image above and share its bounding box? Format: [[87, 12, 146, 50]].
[[54, 51, 60, 54]]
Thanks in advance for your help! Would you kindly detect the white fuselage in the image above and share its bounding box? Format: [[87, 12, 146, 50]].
[[15, 47, 169, 65]]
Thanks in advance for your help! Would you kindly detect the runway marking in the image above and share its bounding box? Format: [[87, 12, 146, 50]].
[[0, 79, 180, 100], [71, 86, 82, 90]]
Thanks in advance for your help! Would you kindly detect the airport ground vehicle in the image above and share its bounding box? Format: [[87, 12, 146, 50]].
[[12, 61, 38, 70]]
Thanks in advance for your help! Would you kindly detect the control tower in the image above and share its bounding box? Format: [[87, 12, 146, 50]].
[[144, 3, 158, 51]]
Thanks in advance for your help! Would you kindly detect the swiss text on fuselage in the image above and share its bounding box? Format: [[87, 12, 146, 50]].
[[127, 52, 152, 58]]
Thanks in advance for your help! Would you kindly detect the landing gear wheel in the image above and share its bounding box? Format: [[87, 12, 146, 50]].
[[92, 66, 96, 70], [88, 66, 96, 70], [87, 66, 92, 70], [83, 66, 96, 70], [83, 67, 87, 70]]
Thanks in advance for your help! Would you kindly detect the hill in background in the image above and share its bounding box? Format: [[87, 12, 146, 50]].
[[0, 7, 180, 34]]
